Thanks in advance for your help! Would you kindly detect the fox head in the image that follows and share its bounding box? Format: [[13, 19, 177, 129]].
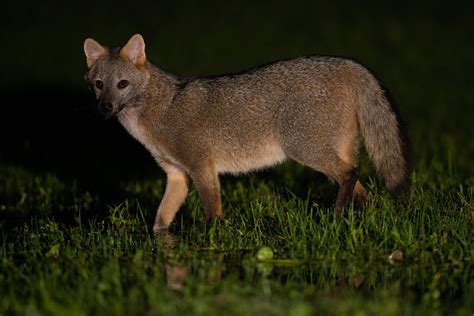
[[84, 34, 149, 118]]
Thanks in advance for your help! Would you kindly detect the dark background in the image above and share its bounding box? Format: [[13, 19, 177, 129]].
[[1, 0, 473, 202]]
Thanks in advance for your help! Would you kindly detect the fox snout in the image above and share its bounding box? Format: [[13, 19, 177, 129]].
[[98, 99, 125, 119], [98, 100, 117, 119], [99, 102, 113, 114]]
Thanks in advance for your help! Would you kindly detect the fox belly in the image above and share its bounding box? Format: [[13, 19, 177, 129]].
[[214, 139, 287, 174]]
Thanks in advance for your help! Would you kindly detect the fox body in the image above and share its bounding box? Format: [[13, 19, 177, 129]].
[[84, 34, 408, 233]]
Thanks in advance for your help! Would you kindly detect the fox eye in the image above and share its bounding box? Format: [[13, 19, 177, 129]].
[[95, 80, 103, 90], [117, 80, 129, 89]]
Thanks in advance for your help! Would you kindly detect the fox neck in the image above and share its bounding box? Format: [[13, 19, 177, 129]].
[[117, 63, 179, 161], [129, 63, 179, 110]]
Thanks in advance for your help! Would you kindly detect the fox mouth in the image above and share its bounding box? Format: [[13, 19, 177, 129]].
[[117, 103, 126, 113], [103, 113, 114, 120], [102, 104, 126, 120]]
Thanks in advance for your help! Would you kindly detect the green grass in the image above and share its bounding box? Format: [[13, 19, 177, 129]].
[[0, 159, 472, 315]]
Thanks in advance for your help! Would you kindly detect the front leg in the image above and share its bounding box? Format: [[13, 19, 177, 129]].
[[189, 158, 223, 222], [153, 165, 190, 234]]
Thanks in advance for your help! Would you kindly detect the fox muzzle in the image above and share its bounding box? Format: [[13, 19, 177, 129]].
[[99, 103, 113, 114]]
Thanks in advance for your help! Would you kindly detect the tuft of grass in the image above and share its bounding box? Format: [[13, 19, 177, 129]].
[[0, 160, 472, 315], [0, 165, 96, 218]]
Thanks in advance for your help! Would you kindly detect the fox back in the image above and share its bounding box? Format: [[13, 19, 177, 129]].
[[84, 34, 409, 233]]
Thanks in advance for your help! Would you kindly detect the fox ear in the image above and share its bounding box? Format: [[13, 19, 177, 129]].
[[120, 34, 146, 68], [84, 38, 107, 68]]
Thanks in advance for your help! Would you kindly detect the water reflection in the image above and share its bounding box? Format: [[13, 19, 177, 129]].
[[165, 264, 188, 291], [153, 230, 465, 309], [155, 230, 188, 291]]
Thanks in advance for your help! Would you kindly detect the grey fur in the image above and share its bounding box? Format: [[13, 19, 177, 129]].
[[84, 34, 408, 233]]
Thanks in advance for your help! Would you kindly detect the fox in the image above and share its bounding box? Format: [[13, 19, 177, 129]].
[[83, 34, 408, 234]]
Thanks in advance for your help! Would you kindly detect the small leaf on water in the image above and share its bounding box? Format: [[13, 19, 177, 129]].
[[257, 262, 273, 277], [46, 243, 61, 258], [256, 246, 274, 261], [388, 250, 404, 264]]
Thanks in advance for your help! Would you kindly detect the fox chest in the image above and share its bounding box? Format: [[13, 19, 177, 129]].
[[118, 110, 174, 163]]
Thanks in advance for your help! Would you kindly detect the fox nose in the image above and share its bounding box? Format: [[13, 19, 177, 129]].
[[99, 103, 113, 114]]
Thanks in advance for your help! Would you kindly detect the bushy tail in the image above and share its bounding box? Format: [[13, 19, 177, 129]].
[[357, 89, 409, 191]]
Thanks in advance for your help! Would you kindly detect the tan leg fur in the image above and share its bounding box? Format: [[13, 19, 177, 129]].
[[153, 165, 190, 233]]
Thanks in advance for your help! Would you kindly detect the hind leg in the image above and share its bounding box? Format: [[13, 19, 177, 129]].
[[287, 149, 359, 214], [279, 106, 362, 214], [353, 180, 368, 209], [334, 167, 358, 214], [322, 156, 359, 215], [288, 149, 366, 214]]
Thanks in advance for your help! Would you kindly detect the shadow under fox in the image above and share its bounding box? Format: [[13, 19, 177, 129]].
[[84, 34, 408, 233]]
